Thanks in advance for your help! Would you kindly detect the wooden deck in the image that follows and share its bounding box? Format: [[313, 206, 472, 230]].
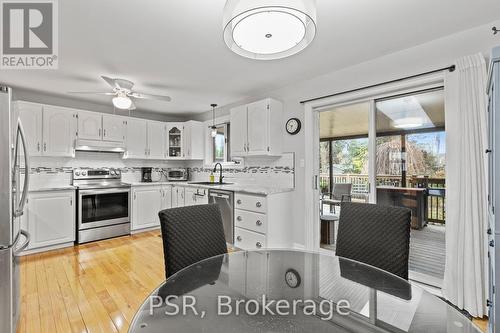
[[409, 224, 445, 281], [320, 220, 446, 284]]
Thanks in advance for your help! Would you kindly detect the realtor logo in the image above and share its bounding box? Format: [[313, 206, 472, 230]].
[[1, 0, 58, 69]]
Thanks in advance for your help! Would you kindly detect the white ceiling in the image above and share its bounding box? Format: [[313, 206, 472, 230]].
[[2, 0, 500, 116]]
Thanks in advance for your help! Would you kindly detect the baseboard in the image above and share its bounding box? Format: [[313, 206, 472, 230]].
[[20, 241, 74, 256], [131, 226, 161, 234]]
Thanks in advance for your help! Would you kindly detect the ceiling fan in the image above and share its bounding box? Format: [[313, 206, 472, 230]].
[[69, 76, 172, 110]]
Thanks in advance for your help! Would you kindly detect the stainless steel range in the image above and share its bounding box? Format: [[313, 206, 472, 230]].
[[73, 168, 131, 244]]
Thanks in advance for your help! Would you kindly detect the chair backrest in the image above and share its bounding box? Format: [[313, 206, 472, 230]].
[[158, 204, 228, 279], [335, 202, 411, 280], [332, 183, 352, 200]]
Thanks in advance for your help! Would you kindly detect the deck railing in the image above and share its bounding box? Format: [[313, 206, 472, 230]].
[[320, 173, 446, 224]]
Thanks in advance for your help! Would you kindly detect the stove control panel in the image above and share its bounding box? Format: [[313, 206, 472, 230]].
[[73, 168, 121, 180]]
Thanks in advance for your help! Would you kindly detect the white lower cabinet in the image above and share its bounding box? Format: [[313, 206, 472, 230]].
[[131, 185, 172, 232], [233, 192, 292, 250], [234, 227, 266, 250], [172, 186, 185, 208], [131, 185, 163, 231], [23, 190, 75, 253], [184, 187, 208, 206]]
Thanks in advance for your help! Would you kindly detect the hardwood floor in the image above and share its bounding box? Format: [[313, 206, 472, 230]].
[[17, 230, 165, 333], [17, 230, 488, 333]]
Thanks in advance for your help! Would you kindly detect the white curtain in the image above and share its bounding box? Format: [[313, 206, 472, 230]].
[[442, 53, 489, 317]]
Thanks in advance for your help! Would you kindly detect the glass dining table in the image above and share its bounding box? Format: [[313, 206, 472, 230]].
[[129, 250, 481, 333]]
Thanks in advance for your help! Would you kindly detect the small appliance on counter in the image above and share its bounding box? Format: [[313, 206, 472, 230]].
[[141, 167, 153, 183], [166, 168, 189, 181]]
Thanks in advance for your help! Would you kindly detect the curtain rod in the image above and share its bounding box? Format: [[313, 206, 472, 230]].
[[299, 65, 455, 104]]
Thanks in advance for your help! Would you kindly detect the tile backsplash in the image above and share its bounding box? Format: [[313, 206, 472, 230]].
[[24, 151, 295, 189]]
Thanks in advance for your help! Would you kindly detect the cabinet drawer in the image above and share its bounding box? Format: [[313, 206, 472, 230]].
[[235, 193, 267, 213], [234, 227, 266, 250], [235, 209, 266, 234]]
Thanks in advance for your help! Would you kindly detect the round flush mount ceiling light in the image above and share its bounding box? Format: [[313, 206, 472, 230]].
[[223, 0, 317, 60], [392, 117, 424, 129], [112, 94, 132, 109]]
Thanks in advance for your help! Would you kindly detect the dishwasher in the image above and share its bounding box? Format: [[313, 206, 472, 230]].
[[208, 189, 234, 244]]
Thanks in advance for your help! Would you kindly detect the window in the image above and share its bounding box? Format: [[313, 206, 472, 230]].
[[212, 123, 230, 163]]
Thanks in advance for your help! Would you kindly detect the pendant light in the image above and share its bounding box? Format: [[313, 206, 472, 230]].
[[223, 0, 317, 60], [210, 104, 218, 137]]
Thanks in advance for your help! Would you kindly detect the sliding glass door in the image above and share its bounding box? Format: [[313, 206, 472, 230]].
[[319, 101, 372, 250], [375, 88, 446, 284], [318, 87, 447, 286]]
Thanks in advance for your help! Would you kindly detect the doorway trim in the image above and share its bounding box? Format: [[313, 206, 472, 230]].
[[303, 72, 445, 252]]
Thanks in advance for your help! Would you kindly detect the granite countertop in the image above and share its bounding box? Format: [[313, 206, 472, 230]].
[[125, 181, 294, 195]]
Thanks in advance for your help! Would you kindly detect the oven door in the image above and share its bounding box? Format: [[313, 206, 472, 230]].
[[78, 188, 130, 230]]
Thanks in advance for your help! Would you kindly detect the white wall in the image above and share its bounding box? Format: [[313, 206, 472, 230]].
[[194, 21, 500, 247]]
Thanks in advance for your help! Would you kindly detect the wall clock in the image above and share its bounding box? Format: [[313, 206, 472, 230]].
[[285, 268, 301, 288], [286, 118, 301, 135]]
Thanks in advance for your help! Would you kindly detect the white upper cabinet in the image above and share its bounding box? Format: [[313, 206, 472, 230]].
[[77, 111, 102, 141], [183, 121, 204, 160], [43, 106, 77, 157], [247, 100, 270, 155], [166, 123, 184, 159], [15, 102, 43, 156], [15, 101, 76, 157], [126, 118, 148, 159], [230, 98, 283, 157], [147, 121, 166, 159], [78, 112, 126, 144], [102, 115, 126, 143], [230, 105, 248, 156]]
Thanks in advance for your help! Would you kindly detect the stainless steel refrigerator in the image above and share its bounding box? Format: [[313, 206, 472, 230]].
[[0, 86, 30, 333]]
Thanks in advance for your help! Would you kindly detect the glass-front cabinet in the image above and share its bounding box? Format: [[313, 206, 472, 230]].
[[167, 124, 184, 158]]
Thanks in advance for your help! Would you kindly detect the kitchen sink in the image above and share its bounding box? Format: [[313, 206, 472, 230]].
[[188, 182, 233, 186]]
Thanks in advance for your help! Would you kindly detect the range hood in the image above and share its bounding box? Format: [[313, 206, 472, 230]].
[[75, 139, 126, 153]]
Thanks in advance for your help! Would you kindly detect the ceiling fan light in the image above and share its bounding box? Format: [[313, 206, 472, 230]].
[[223, 0, 317, 60], [112, 95, 132, 109]]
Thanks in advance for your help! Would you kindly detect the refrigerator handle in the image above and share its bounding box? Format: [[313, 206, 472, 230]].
[[14, 119, 30, 218]]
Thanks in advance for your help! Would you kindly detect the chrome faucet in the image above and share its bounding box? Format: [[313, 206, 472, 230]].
[[213, 163, 224, 183]]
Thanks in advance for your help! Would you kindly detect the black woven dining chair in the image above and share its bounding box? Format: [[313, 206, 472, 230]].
[[335, 202, 411, 280], [158, 204, 228, 279]]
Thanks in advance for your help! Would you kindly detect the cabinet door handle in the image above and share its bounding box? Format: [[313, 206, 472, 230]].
[[256, 202, 262, 208], [237, 216, 242, 221], [237, 199, 242, 204], [486, 149, 492, 154], [134, 192, 137, 200], [43, 143, 47, 151], [256, 242, 262, 248], [37, 142, 40, 152], [256, 220, 262, 226], [236, 236, 242, 241], [103, 129, 106, 137], [70, 198, 73, 206]]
